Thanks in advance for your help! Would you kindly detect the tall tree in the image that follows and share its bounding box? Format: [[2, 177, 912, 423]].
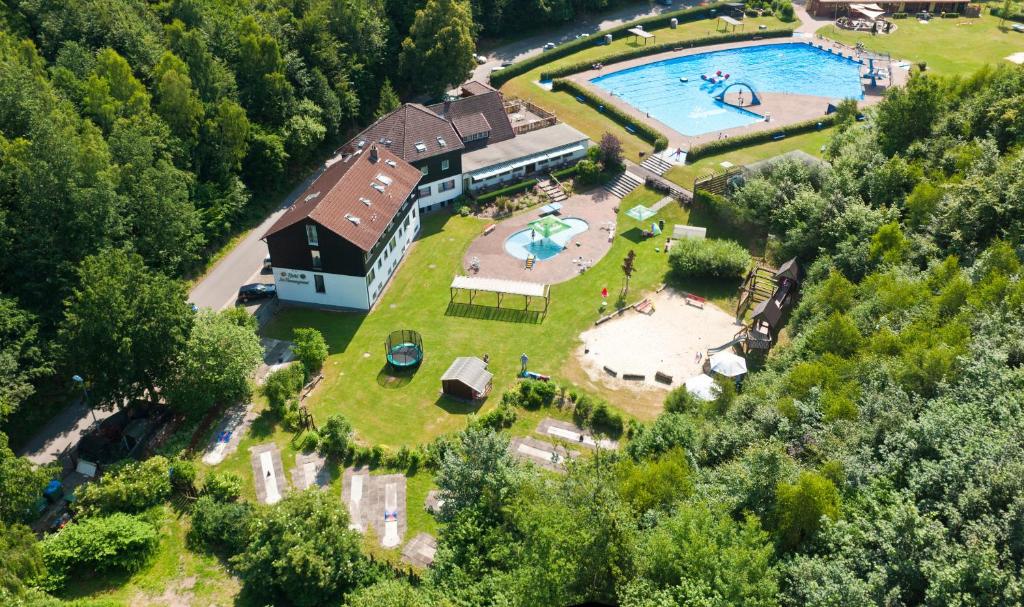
[[375, 78, 400, 119], [0, 433, 55, 524], [0, 296, 50, 422], [165, 309, 262, 418], [399, 0, 476, 96], [59, 249, 192, 408], [621, 250, 636, 297]]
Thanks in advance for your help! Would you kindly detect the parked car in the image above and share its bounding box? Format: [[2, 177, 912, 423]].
[[475, 54, 487, 64], [575, 33, 590, 39], [237, 283, 276, 303], [501, 61, 513, 68], [1012, 24, 1024, 33], [543, 42, 556, 51]]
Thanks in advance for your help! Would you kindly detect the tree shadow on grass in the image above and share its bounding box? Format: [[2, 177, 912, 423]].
[[247, 410, 279, 440], [376, 363, 418, 389], [445, 301, 544, 324], [620, 227, 650, 244]]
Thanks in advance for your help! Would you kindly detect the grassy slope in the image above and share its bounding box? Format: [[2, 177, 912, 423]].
[[824, 13, 1024, 75], [500, 16, 789, 162]]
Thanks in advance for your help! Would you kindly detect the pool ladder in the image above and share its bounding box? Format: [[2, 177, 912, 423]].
[[525, 255, 536, 270]]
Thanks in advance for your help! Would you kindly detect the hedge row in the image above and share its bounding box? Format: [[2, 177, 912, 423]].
[[489, 2, 730, 88], [551, 163, 580, 179], [991, 7, 1024, 23], [551, 79, 669, 151], [474, 178, 539, 203], [540, 28, 794, 80], [685, 113, 838, 161]]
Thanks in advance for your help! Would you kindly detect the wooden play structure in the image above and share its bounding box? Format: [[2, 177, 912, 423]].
[[710, 258, 801, 355]]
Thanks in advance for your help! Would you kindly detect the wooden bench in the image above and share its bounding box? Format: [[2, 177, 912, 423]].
[[682, 292, 705, 309], [654, 371, 673, 385], [635, 299, 654, 314], [483, 224, 496, 235]]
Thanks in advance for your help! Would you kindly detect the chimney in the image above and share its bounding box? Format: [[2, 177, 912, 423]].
[[369, 145, 379, 163]]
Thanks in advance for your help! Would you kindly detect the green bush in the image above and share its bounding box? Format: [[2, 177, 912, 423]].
[[892, 11, 908, 18], [576, 159, 603, 185], [188, 495, 253, 555], [550, 163, 580, 179], [686, 114, 838, 161], [590, 400, 625, 437], [669, 238, 751, 279], [262, 364, 305, 415], [76, 456, 172, 516], [169, 459, 197, 494], [292, 328, 328, 377], [201, 472, 243, 502], [318, 414, 354, 460], [42, 513, 159, 589], [778, 2, 795, 21], [518, 379, 558, 409], [295, 429, 320, 452], [458, 205, 471, 217], [664, 386, 703, 414], [489, 3, 730, 88], [551, 79, 669, 151], [474, 178, 539, 204], [471, 402, 518, 431]]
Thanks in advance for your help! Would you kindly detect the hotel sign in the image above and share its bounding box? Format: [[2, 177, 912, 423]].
[[279, 271, 310, 285]]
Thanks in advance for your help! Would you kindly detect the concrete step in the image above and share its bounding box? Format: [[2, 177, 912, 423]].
[[640, 155, 674, 176]]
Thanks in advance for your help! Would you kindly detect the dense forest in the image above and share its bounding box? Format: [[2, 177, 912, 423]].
[[4, 0, 1024, 605]]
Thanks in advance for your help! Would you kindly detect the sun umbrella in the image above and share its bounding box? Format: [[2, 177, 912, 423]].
[[709, 351, 747, 377], [651, 222, 662, 236], [527, 215, 571, 240], [684, 373, 718, 401], [626, 204, 656, 221]]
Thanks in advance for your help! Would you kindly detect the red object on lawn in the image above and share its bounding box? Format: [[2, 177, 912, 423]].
[[601, 287, 608, 299]]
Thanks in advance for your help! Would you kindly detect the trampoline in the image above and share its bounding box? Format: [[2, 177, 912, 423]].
[[385, 329, 424, 369]]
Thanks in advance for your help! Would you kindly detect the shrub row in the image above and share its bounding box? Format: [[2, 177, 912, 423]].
[[941, 12, 960, 18], [668, 237, 751, 279], [891, 12, 908, 19], [991, 7, 1024, 23], [550, 163, 580, 179], [474, 178, 539, 203], [551, 79, 669, 151], [489, 2, 730, 88], [539, 29, 794, 80], [685, 113, 838, 161]]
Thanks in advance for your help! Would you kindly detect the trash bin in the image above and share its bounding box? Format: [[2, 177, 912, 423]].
[[670, 18, 678, 29], [44, 479, 64, 503], [604, 34, 612, 45]]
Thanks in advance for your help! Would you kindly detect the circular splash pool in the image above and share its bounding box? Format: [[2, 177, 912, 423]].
[[504, 217, 589, 261]]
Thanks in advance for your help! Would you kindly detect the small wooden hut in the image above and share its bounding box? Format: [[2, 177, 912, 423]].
[[441, 357, 493, 400]]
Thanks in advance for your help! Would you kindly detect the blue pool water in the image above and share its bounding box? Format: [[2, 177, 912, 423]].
[[505, 217, 589, 261], [590, 43, 864, 137]]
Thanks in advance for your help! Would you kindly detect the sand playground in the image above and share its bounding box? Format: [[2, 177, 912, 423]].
[[576, 288, 742, 390]]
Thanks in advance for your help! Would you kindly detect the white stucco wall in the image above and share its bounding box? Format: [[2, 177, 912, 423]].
[[273, 268, 370, 310], [415, 175, 463, 210], [366, 205, 421, 305]]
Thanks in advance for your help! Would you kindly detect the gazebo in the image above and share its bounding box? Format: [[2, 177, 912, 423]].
[[528, 215, 571, 240], [441, 357, 494, 400], [626, 204, 656, 221]]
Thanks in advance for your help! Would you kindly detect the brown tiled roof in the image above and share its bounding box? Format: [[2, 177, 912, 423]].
[[263, 146, 421, 251], [428, 91, 515, 148], [461, 81, 496, 97], [452, 113, 491, 139], [351, 104, 463, 161]]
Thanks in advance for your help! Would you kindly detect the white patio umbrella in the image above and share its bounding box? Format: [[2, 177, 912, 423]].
[[684, 373, 718, 401], [709, 351, 747, 377]]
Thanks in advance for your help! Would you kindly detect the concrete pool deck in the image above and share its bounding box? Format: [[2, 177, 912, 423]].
[[566, 36, 908, 151], [462, 188, 619, 285]]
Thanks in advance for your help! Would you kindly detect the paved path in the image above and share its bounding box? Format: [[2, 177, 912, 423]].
[[19, 399, 116, 466], [189, 167, 324, 311]]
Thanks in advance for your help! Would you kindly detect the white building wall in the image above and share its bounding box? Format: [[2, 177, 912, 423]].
[[366, 205, 421, 306], [273, 268, 370, 310], [415, 175, 463, 210]]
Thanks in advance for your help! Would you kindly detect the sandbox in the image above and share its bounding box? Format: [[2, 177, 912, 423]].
[[577, 288, 741, 390]]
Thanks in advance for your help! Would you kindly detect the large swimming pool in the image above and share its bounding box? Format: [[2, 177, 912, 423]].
[[590, 43, 864, 137], [505, 218, 589, 261]]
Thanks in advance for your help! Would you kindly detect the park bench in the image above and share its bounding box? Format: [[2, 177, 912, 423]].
[[483, 224, 496, 235]]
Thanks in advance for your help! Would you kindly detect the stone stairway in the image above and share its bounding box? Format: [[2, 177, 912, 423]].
[[604, 171, 643, 199], [537, 178, 568, 203], [640, 154, 673, 176]]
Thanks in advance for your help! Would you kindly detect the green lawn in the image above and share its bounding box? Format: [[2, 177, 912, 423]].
[[663, 127, 836, 190], [823, 13, 1024, 75], [262, 187, 739, 446], [501, 16, 791, 162]]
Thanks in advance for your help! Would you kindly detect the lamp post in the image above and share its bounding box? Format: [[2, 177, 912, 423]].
[[72, 375, 98, 423]]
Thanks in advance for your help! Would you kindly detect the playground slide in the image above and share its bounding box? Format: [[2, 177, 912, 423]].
[[202, 441, 227, 465], [260, 451, 281, 504], [382, 482, 400, 548], [707, 335, 746, 354]]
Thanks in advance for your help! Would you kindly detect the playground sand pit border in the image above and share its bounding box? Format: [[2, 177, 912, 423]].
[[509, 436, 579, 472], [402, 532, 438, 568], [342, 468, 407, 548], [536, 418, 618, 450], [576, 288, 741, 391], [250, 443, 287, 505], [292, 452, 330, 490]]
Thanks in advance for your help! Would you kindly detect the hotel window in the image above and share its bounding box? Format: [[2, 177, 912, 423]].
[[420, 165, 429, 176], [367, 268, 376, 284], [311, 249, 322, 269], [404, 214, 411, 228], [417, 184, 431, 198], [305, 224, 318, 246], [314, 275, 325, 293], [441, 159, 450, 171], [438, 179, 455, 193]]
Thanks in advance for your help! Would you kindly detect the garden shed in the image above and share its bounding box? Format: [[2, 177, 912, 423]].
[[441, 357, 494, 400]]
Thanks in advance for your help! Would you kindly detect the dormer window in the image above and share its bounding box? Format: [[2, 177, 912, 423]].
[[414, 141, 427, 153], [304, 191, 321, 202], [359, 197, 372, 206], [385, 159, 397, 168], [376, 174, 393, 185], [437, 136, 447, 147], [371, 183, 385, 193], [306, 224, 319, 246], [344, 213, 361, 225]]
